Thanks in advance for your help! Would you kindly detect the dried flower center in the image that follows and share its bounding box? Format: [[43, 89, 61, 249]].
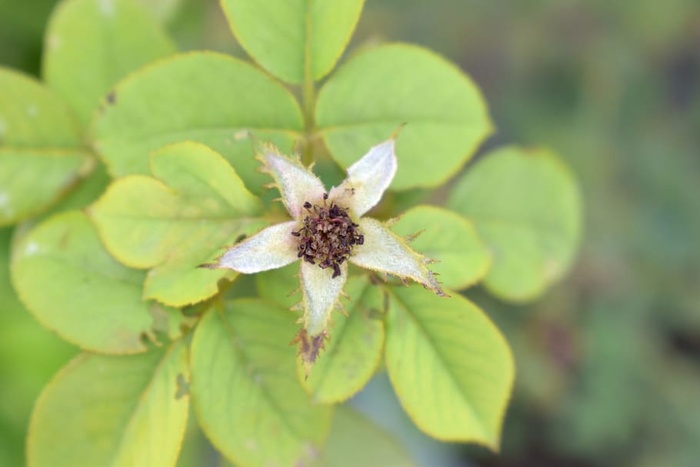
[[291, 194, 363, 278]]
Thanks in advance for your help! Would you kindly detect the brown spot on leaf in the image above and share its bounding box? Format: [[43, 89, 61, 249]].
[[106, 91, 116, 105]]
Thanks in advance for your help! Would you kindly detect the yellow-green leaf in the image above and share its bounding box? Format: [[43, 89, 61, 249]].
[[391, 205, 491, 290], [43, 0, 176, 126], [316, 43, 492, 190], [135, 0, 183, 23], [91, 141, 267, 307], [11, 211, 155, 354], [0, 68, 92, 225], [448, 146, 582, 301], [90, 52, 303, 192], [384, 286, 514, 449], [41, 160, 111, 217], [0, 227, 76, 467], [191, 299, 332, 467], [220, 0, 365, 84], [255, 262, 299, 309], [28, 341, 189, 467]]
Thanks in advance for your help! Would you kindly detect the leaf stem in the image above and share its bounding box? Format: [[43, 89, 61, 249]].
[[301, 0, 315, 166], [301, 79, 316, 166]]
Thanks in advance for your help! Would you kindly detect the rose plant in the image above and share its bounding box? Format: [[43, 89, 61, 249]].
[[0, 0, 581, 465]]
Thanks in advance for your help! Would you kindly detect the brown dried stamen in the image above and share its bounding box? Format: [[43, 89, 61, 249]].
[[291, 194, 363, 278]]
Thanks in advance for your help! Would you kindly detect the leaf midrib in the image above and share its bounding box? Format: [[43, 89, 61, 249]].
[[316, 119, 473, 135], [156, 155, 261, 216], [31, 250, 143, 287], [387, 288, 490, 439], [217, 307, 312, 446], [108, 344, 180, 467]]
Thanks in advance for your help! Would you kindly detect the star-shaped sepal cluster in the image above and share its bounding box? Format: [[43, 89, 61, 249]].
[[207, 136, 444, 369]]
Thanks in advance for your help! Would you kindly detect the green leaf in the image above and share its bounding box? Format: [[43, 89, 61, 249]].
[[14, 160, 111, 232], [90, 52, 303, 192], [391, 205, 491, 290], [384, 286, 514, 449], [447, 146, 582, 301], [0, 68, 81, 147], [316, 43, 492, 190], [255, 262, 300, 309], [90, 141, 267, 307], [0, 68, 92, 225], [43, 160, 111, 216], [301, 276, 384, 403], [316, 406, 414, 467], [135, 0, 183, 23], [220, 0, 364, 84], [11, 210, 157, 354], [191, 299, 332, 467], [0, 227, 76, 467], [43, 0, 176, 127], [28, 341, 189, 467]]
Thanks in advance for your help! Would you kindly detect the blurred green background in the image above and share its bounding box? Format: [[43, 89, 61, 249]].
[[1, 0, 699, 466]]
